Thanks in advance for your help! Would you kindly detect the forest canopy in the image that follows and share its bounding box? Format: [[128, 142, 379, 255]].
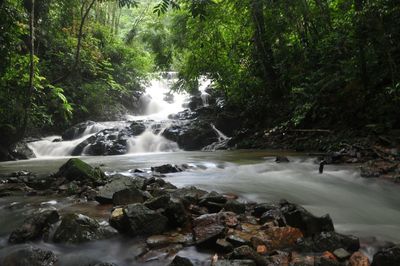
[[0, 0, 399, 146]]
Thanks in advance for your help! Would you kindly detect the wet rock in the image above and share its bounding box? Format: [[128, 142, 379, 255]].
[[144, 194, 171, 210], [372, 244, 400, 266], [349, 251, 370, 266], [0, 183, 33, 197], [227, 234, 251, 247], [170, 186, 208, 206], [110, 203, 168, 236], [360, 160, 399, 180], [164, 198, 190, 228], [54, 213, 115, 244], [169, 255, 194, 266], [9, 209, 60, 243], [130, 121, 146, 136], [216, 238, 234, 252], [265, 226, 304, 250], [112, 188, 146, 206], [62, 120, 96, 140], [333, 248, 351, 260], [0, 245, 57, 266], [259, 209, 286, 226], [56, 158, 106, 186], [95, 175, 145, 204], [162, 121, 219, 151], [224, 200, 246, 214], [72, 128, 133, 156], [147, 233, 193, 248], [214, 260, 256, 266], [10, 141, 36, 160], [275, 156, 289, 163], [229, 245, 270, 266], [193, 213, 226, 244], [280, 200, 334, 236], [298, 231, 360, 253], [252, 203, 278, 218], [151, 164, 183, 174]]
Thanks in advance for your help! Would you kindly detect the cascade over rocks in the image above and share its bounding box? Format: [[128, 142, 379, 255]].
[[62, 121, 97, 140]]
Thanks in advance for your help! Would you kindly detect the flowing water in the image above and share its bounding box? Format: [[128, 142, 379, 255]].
[[1, 74, 400, 264]]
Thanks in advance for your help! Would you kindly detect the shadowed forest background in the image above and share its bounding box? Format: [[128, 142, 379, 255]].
[[1, 0, 400, 152]]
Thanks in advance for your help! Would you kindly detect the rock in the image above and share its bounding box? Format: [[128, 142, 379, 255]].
[[216, 238, 234, 252], [95, 175, 145, 204], [223, 200, 245, 214], [144, 194, 171, 210], [214, 260, 256, 266], [361, 160, 399, 180], [0, 245, 57, 266], [62, 120, 96, 140], [130, 121, 146, 136], [298, 231, 360, 253], [54, 213, 115, 244], [164, 198, 190, 228], [112, 188, 146, 205], [146, 233, 193, 248], [151, 164, 182, 174], [333, 248, 351, 260], [253, 203, 278, 217], [110, 203, 168, 236], [227, 234, 251, 247], [0, 183, 33, 197], [72, 128, 133, 156], [372, 244, 400, 266], [280, 200, 334, 236], [10, 141, 36, 160], [169, 255, 193, 266], [275, 156, 290, 163], [56, 158, 106, 186], [229, 245, 270, 266], [170, 186, 208, 206], [349, 251, 370, 266], [162, 121, 219, 151], [259, 209, 286, 226], [193, 213, 226, 244], [9, 209, 60, 243], [265, 226, 304, 250]]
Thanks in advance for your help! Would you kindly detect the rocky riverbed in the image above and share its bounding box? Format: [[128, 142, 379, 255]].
[[1, 158, 399, 265]]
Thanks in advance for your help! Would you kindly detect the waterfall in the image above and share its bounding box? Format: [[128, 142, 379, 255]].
[[28, 72, 187, 158], [211, 124, 228, 142], [199, 76, 212, 107]]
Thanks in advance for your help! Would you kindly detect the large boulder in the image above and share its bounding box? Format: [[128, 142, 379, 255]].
[[72, 128, 132, 156], [95, 175, 145, 204], [9, 209, 60, 243], [0, 245, 57, 266], [162, 121, 219, 151], [279, 200, 334, 236], [372, 245, 400, 266], [56, 158, 106, 186], [130, 121, 146, 136], [109, 203, 168, 236], [53, 213, 116, 244]]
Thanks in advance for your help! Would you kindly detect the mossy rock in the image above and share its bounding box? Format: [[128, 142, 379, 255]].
[[56, 158, 106, 185]]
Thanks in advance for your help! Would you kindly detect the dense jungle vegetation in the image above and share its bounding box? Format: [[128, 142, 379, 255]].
[[1, 0, 400, 149]]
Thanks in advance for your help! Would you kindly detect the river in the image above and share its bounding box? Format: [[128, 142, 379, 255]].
[[0, 74, 399, 265]]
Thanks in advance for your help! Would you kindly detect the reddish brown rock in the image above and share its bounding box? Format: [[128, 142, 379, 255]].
[[350, 251, 371, 266], [265, 226, 304, 250]]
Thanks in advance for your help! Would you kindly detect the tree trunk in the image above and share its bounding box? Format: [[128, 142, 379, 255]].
[[52, 0, 96, 84], [22, 0, 35, 137], [354, 0, 368, 88], [250, 0, 281, 100]]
